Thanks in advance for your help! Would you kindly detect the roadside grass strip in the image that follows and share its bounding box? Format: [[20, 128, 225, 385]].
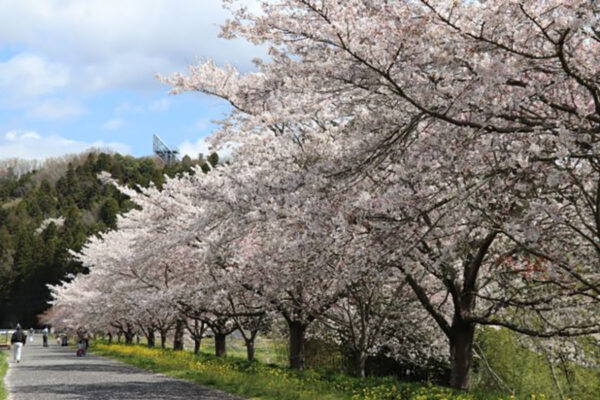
[[0, 350, 8, 400], [92, 343, 547, 400]]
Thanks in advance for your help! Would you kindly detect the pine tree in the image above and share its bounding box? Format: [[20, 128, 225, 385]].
[[100, 198, 120, 230]]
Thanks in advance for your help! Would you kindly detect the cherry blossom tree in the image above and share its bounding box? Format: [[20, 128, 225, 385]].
[[161, 0, 600, 390]]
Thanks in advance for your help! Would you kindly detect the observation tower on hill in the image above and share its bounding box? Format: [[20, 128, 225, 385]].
[[153, 134, 179, 165]]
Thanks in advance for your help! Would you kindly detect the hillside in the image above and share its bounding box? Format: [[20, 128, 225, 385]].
[[0, 151, 216, 328]]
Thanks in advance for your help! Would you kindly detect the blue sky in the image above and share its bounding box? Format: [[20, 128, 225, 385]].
[[0, 0, 260, 160]]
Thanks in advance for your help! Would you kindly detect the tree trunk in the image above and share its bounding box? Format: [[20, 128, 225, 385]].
[[354, 351, 367, 378], [189, 319, 204, 355], [214, 333, 227, 357], [146, 328, 155, 347], [288, 320, 306, 370], [245, 338, 255, 362], [107, 332, 113, 344], [194, 337, 201, 354], [160, 331, 167, 348], [117, 332, 122, 343], [125, 325, 134, 345], [173, 319, 185, 351], [449, 322, 475, 390], [136, 334, 140, 344]]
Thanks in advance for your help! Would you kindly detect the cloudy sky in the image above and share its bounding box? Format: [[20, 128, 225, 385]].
[[0, 0, 260, 160]]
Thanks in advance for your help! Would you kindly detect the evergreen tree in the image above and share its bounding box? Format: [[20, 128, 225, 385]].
[[100, 198, 120, 229], [36, 179, 57, 215]]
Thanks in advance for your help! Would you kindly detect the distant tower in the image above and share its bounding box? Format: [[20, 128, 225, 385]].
[[153, 134, 179, 165]]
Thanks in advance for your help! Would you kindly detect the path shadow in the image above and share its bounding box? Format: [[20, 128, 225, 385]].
[[13, 362, 140, 374], [18, 353, 77, 359], [11, 381, 239, 399]]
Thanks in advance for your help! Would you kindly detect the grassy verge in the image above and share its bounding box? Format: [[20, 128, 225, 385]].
[[133, 335, 290, 367], [0, 350, 8, 400], [92, 343, 518, 400], [474, 328, 600, 399]]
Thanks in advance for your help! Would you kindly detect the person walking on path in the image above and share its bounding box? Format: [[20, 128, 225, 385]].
[[11, 324, 27, 363], [28, 328, 34, 343], [42, 326, 49, 347], [76, 327, 89, 356]]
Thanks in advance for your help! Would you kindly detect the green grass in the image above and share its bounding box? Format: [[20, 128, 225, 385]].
[[91, 342, 521, 400], [0, 350, 8, 400], [473, 328, 600, 399], [116, 334, 290, 367], [197, 335, 289, 366]]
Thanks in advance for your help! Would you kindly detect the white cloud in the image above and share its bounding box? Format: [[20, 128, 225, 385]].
[[0, 0, 263, 96], [178, 136, 233, 160], [102, 118, 125, 131], [0, 54, 70, 106], [0, 1, 259, 158], [5, 131, 17, 141], [27, 98, 85, 119], [20, 131, 41, 140], [0, 130, 129, 160], [178, 137, 213, 160]]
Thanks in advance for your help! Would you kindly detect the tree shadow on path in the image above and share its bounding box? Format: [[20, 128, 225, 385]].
[[11, 380, 239, 400], [12, 362, 140, 374]]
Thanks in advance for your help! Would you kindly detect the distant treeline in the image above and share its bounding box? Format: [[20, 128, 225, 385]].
[[0, 151, 217, 328]]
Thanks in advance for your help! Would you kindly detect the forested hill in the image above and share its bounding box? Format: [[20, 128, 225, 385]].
[[0, 151, 217, 328]]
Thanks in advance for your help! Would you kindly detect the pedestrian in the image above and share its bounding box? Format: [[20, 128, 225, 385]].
[[76, 327, 89, 356], [42, 326, 49, 347], [10, 324, 27, 363], [29, 327, 34, 343]]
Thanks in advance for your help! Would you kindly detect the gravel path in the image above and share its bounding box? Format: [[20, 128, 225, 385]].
[[4, 336, 241, 399]]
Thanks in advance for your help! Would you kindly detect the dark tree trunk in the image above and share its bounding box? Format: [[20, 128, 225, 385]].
[[214, 333, 227, 357], [146, 328, 155, 347], [107, 332, 113, 344], [245, 338, 255, 362], [136, 334, 140, 344], [194, 337, 201, 354], [447, 232, 495, 390], [160, 331, 167, 348], [173, 319, 185, 351], [117, 332, 122, 343], [124, 325, 135, 345], [288, 320, 306, 370], [354, 351, 367, 378], [449, 322, 475, 390], [188, 319, 205, 355]]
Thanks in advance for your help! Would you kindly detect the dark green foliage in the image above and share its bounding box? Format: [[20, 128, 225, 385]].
[[0, 151, 213, 328], [36, 179, 57, 215], [207, 152, 219, 167], [100, 198, 120, 229], [181, 155, 193, 170]]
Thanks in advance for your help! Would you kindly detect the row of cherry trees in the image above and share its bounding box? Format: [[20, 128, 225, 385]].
[[46, 0, 599, 390]]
